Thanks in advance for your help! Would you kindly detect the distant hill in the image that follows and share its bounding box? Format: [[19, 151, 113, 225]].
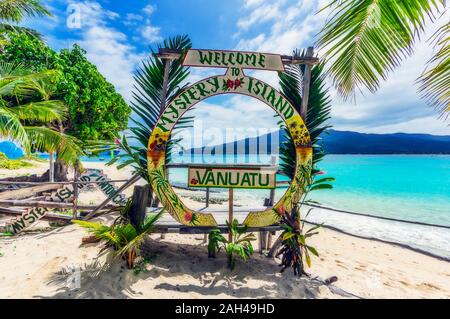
[[189, 129, 450, 155], [2, 130, 450, 159], [321, 130, 450, 154]]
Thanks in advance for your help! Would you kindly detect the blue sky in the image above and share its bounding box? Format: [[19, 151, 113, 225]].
[[21, 0, 450, 136]]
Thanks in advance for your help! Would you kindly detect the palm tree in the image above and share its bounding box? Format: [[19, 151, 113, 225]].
[[317, 0, 449, 120], [0, 62, 83, 165], [275, 50, 334, 276], [110, 35, 193, 181], [0, 0, 50, 42], [279, 52, 332, 179]]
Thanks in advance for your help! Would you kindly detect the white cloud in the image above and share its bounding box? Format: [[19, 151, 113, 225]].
[[237, 1, 285, 30], [79, 26, 145, 101], [141, 24, 162, 43], [124, 13, 143, 26], [143, 4, 156, 16], [67, 0, 119, 28]]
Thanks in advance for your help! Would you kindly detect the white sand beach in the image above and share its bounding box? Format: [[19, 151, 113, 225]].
[[1, 161, 449, 299]]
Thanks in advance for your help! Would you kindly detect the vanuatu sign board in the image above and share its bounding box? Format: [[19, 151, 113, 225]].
[[183, 49, 285, 71], [188, 165, 277, 189]]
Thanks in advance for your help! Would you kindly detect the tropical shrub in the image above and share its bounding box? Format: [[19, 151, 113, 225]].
[[0, 152, 33, 169], [0, 31, 130, 179], [0, 33, 130, 141], [276, 166, 333, 276], [0, 0, 50, 43], [73, 208, 163, 269], [207, 219, 256, 270]]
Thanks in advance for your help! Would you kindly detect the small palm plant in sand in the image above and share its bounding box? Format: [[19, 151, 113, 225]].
[[208, 219, 256, 270], [277, 167, 330, 276], [73, 207, 163, 269]]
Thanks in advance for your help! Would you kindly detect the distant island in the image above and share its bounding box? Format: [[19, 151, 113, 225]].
[[188, 129, 450, 155], [2, 130, 450, 158]]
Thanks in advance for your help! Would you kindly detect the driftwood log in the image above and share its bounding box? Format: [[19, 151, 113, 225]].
[[0, 184, 63, 200], [0, 199, 118, 210], [0, 208, 72, 223]]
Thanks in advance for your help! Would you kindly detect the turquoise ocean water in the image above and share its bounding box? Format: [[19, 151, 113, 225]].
[[169, 154, 450, 226], [168, 154, 450, 258]]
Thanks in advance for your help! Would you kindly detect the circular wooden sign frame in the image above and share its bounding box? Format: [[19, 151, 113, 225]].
[[147, 68, 312, 227]]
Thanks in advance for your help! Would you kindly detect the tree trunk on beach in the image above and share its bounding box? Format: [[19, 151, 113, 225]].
[[53, 157, 68, 182]]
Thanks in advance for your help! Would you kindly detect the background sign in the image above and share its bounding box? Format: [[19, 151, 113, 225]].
[[188, 165, 277, 189]]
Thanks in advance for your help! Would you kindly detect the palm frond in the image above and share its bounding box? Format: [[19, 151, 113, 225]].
[[0, 104, 30, 150], [0, 65, 59, 100], [279, 62, 332, 178], [7, 100, 67, 122], [317, 0, 445, 99], [0, 22, 43, 39], [112, 35, 192, 180], [418, 21, 450, 120], [0, 0, 51, 23], [24, 126, 84, 164], [0, 61, 32, 77]]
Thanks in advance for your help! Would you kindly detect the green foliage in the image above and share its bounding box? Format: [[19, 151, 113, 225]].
[[56, 45, 130, 140], [276, 58, 334, 276], [132, 256, 154, 275], [73, 210, 163, 269], [0, 62, 84, 164], [276, 167, 323, 276], [0, 32, 130, 141], [279, 58, 332, 179], [317, 0, 448, 119], [21, 152, 46, 162], [0, 0, 50, 23], [207, 219, 256, 270], [418, 23, 450, 120], [0, 151, 33, 169], [109, 35, 192, 180]]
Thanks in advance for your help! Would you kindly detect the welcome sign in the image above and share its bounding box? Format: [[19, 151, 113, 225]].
[[188, 165, 276, 189], [183, 49, 285, 71]]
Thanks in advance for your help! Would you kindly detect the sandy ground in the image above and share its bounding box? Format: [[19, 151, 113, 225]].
[[0, 161, 449, 299]]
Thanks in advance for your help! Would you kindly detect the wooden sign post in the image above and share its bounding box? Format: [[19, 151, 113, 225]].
[[188, 164, 277, 241]]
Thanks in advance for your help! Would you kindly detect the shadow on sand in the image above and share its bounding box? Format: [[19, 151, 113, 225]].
[[37, 236, 339, 299]]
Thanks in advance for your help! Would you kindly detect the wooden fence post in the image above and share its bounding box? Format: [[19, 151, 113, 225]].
[[228, 188, 234, 242], [129, 185, 149, 230], [300, 46, 314, 121], [72, 162, 80, 219], [259, 231, 268, 254], [49, 152, 54, 182], [205, 187, 210, 208]]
